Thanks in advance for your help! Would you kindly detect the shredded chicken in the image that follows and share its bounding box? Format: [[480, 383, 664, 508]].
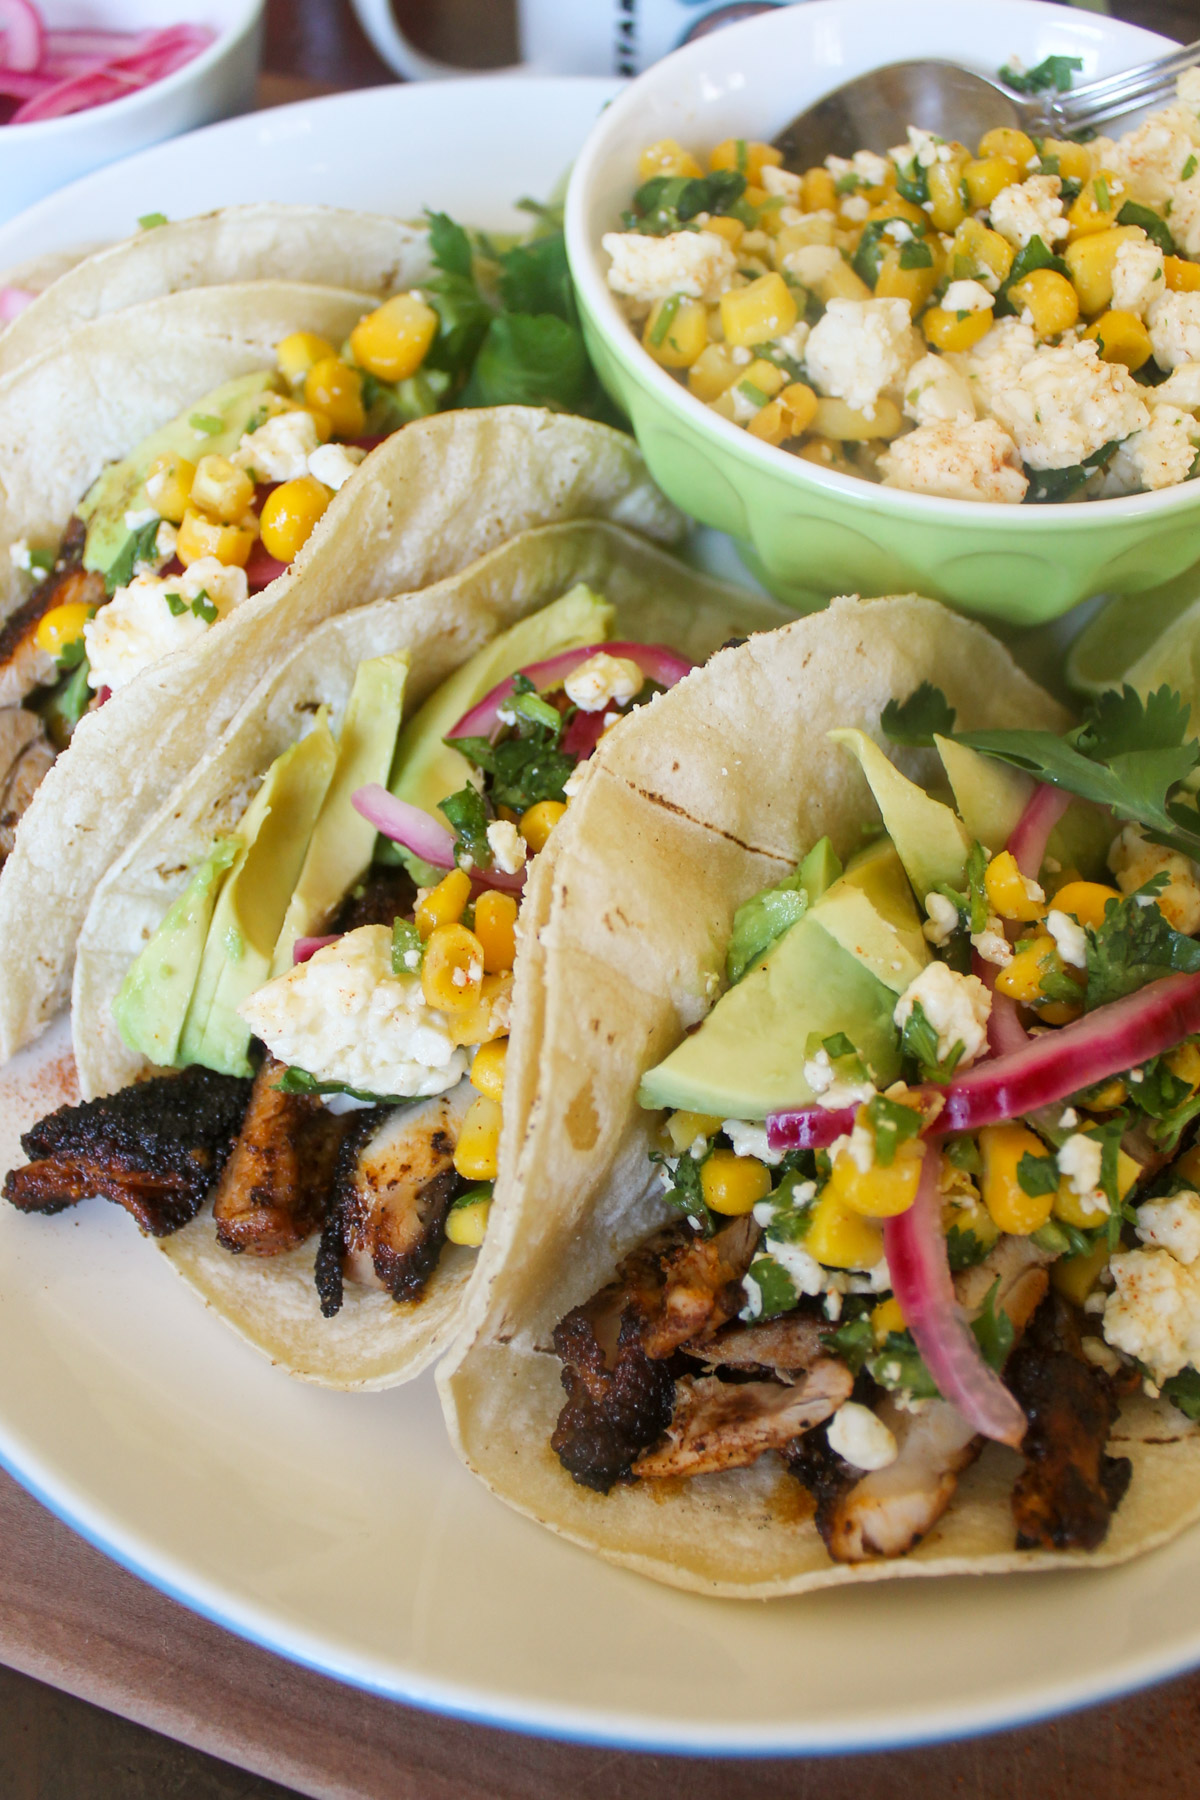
[[634, 1360, 853, 1479], [680, 1309, 826, 1380]]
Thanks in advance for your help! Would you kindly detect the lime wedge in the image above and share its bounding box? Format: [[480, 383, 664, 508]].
[[1122, 597, 1200, 736], [1067, 563, 1200, 695]]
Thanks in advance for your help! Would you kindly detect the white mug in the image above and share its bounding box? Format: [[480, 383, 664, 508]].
[[349, 0, 792, 81]]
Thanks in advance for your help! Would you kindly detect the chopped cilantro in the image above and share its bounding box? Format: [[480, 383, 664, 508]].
[[970, 1278, 1014, 1370], [451, 1182, 494, 1211], [648, 294, 682, 346], [1117, 200, 1176, 255], [894, 159, 929, 207], [101, 515, 163, 594], [1022, 441, 1121, 503], [760, 1167, 816, 1243], [439, 784, 493, 870], [822, 1032, 858, 1061], [1185, 155, 1198, 183], [900, 999, 965, 1083], [899, 238, 934, 270], [999, 54, 1083, 95], [852, 215, 926, 288], [825, 1313, 874, 1371], [277, 1068, 411, 1105], [863, 1093, 922, 1167], [164, 591, 187, 617], [1094, 176, 1111, 212], [447, 682, 575, 816], [627, 169, 746, 236], [946, 1225, 991, 1270], [945, 1133, 981, 1175], [1084, 879, 1200, 1009], [744, 1252, 798, 1318], [390, 916, 423, 975], [881, 680, 957, 746], [1017, 1151, 1059, 1197], [1032, 1218, 1101, 1258], [652, 1148, 715, 1235], [190, 590, 217, 624], [1164, 1367, 1200, 1420]]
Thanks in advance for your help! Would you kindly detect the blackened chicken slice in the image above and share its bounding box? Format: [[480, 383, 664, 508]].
[[4, 1067, 251, 1236], [1007, 1292, 1132, 1552], [212, 1056, 352, 1256], [634, 1359, 854, 1480], [316, 1084, 470, 1316], [680, 1309, 826, 1380], [551, 1305, 676, 1494], [638, 1214, 760, 1358], [790, 1236, 1054, 1564], [329, 864, 418, 934]]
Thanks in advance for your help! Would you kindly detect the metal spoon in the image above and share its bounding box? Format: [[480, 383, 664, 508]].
[[772, 40, 1200, 171]]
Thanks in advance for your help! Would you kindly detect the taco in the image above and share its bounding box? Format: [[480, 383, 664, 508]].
[[439, 595, 1200, 1594], [0, 375, 682, 1064], [3, 523, 784, 1389], [0, 205, 434, 377]]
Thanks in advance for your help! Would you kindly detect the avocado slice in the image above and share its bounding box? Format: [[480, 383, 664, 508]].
[[809, 836, 929, 994], [935, 733, 1110, 879], [178, 717, 338, 1077], [724, 835, 843, 986], [830, 727, 973, 899], [112, 836, 240, 1068], [638, 916, 901, 1121], [385, 583, 614, 879], [800, 835, 842, 902], [79, 371, 284, 581], [271, 652, 410, 975]]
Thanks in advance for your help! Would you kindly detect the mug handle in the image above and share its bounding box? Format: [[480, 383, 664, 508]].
[[350, 0, 519, 79]]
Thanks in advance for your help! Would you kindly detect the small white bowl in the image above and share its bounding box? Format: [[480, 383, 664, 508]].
[[0, 0, 264, 227]]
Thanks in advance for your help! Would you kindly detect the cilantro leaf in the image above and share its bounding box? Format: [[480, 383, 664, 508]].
[[743, 1253, 798, 1319], [1032, 1218, 1100, 1258], [899, 238, 934, 271], [628, 170, 746, 236], [1005, 233, 1071, 290], [868, 1329, 940, 1398], [459, 312, 594, 413], [863, 1093, 922, 1167], [881, 681, 956, 747], [760, 1168, 817, 1243], [999, 54, 1083, 95], [1084, 881, 1200, 1008], [726, 870, 809, 983], [448, 732, 574, 812], [1164, 1367, 1200, 1421], [900, 999, 965, 1082], [1023, 440, 1120, 503], [439, 784, 492, 870], [970, 1278, 1015, 1370], [1117, 200, 1176, 256], [825, 1314, 874, 1371], [946, 1224, 991, 1270], [101, 516, 162, 594], [423, 272, 493, 378], [652, 1148, 715, 1235], [277, 1068, 413, 1105], [498, 232, 577, 323], [1018, 1151, 1059, 1196], [426, 209, 474, 279]]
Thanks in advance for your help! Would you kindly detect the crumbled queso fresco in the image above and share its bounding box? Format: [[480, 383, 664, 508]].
[[606, 71, 1200, 501]]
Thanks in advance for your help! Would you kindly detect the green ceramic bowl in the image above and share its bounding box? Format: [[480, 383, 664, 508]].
[[566, 0, 1199, 623]]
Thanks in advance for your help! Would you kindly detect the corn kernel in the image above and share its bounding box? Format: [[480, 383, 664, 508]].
[[1053, 1147, 1140, 1230], [700, 1148, 772, 1215], [445, 1195, 491, 1247], [1049, 880, 1121, 930], [277, 331, 336, 385], [1067, 171, 1126, 239], [176, 507, 256, 569], [1085, 308, 1152, 371], [950, 216, 1014, 287], [995, 934, 1058, 1005], [473, 888, 518, 972], [801, 167, 838, 212], [806, 257, 874, 304], [1167, 1040, 1200, 1094], [349, 293, 439, 384], [666, 1110, 725, 1154], [687, 343, 741, 402], [780, 380, 819, 433], [926, 159, 968, 232], [865, 196, 928, 228], [746, 401, 791, 446], [775, 216, 836, 259], [422, 920, 485, 1014], [415, 867, 472, 938], [985, 850, 1045, 922], [1040, 138, 1092, 183], [805, 1187, 884, 1269], [639, 137, 704, 181], [719, 272, 798, 348], [871, 1296, 906, 1342], [825, 1132, 924, 1219], [1086, 1079, 1128, 1112], [445, 970, 513, 1047], [977, 127, 1037, 171], [642, 296, 708, 368], [1051, 1239, 1111, 1307], [34, 600, 93, 657], [1063, 225, 1144, 315], [303, 356, 365, 438], [813, 395, 903, 440], [703, 213, 745, 248], [796, 436, 855, 474], [144, 451, 196, 524], [874, 249, 939, 311], [190, 453, 255, 524], [520, 800, 565, 853], [922, 305, 994, 353], [470, 1036, 508, 1102], [710, 138, 782, 184], [979, 1123, 1055, 1235], [258, 475, 331, 564], [1009, 267, 1079, 338], [963, 155, 1020, 210], [454, 1095, 502, 1180], [1165, 255, 1200, 292], [1176, 1144, 1200, 1186], [742, 358, 785, 397]]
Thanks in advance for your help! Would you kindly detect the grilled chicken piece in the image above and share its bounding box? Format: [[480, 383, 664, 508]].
[[212, 1056, 352, 1255], [0, 709, 53, 860], [4, 1067, 251, 1236], [550, 1216, 761, 1491], [329, 864, 418, 934], [1007, 1293, 1132, 1552], [0, 522, 104, 709], [315, 1084, 470, 1316], [640, 1214, 760, 1358], [634, 1359, 853, 1480], [791, 1236, 1053, 1563], [680, 1309, 826, 1380]]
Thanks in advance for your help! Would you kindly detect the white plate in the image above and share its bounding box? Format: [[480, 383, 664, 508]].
[[2, 65, 1200, 1756]]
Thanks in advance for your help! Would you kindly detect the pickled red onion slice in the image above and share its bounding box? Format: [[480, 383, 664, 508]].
[[0, 0, 42, 72], [351, 784, 525, 892], [2, 19, 214, 125], [1006, 782, 1070, 881], [0, 285, 34, 321], [293, 935, 339, 965], [449, 642, 693, 743], [883, 1146, 1027, 1447], [766, 1103, 857, 1153]]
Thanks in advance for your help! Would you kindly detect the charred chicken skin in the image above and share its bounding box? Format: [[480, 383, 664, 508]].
[[4, 1067, 251, 1236], [212, 1056, 353, 1256]]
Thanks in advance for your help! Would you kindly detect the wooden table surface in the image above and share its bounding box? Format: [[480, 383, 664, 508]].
[[9, 1, 1200, 1794]]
